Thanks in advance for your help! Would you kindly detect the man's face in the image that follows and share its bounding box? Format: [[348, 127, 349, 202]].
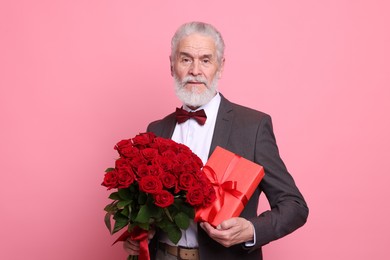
[[171, 33, 224, 107]]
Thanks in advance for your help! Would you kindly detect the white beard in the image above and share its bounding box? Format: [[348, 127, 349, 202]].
[[174, 75, 219, 107]]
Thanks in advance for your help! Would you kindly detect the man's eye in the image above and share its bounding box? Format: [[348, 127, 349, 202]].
[[181, 58, 191, 63], [203, 59, 210, 63]]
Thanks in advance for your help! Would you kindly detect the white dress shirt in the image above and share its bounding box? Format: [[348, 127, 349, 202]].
[[160, 93, 221, 248]]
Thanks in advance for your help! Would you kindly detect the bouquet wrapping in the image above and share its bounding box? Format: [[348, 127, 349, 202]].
[[102, 132, 216, 260]]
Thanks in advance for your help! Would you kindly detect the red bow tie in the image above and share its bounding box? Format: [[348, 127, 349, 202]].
[[175, 107, 207, 125]]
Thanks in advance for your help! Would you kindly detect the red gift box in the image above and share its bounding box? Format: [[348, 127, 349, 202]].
[[195, 146, 265, 227]]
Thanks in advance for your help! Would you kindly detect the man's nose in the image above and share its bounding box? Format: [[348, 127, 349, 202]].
[[189, 61, 201, 76]]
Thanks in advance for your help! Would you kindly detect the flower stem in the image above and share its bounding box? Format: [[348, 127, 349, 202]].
[[163, 208, 173, 222]]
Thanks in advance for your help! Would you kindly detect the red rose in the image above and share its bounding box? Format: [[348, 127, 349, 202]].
[[136, 164, 150, 178], [202, 185, 217, 207], [115, 139, 131, 150], [138, 175, 163, 194], [147, 164, 164, 176], [114, 139, 139, 158], [172, 163, 185, 177], [178, 173, 196, 191], [176, 153, 191, 165], [117, 166, 135, 189], [186, 187, 204, 206], [176, 143, 192, 155], [130, 155, 148, 169], [102, 170, 118, 190], [182, 162, 199, 174], [191, 154, 203, 168], [153, 155, 174, 172], [196, 172, 210, 184], [132, 132, 156, 148], [153, 190, 174, 208], [162, 150, 176, 159], [115, 157, 131, 169], [159, 172, 177, 189], [141, 148, 159, 161], [151, 137, 175, 153]]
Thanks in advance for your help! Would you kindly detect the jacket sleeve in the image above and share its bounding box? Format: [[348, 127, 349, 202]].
[[249, 115, 308, 248]]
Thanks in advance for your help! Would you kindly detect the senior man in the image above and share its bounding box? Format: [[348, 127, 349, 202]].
[[124, 21, 308, 260]]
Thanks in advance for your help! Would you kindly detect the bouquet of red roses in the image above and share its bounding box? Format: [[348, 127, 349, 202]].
[[102, 132, 216, 260]]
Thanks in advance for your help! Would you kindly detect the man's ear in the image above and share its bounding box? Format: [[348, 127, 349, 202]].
[[169, 56, 174, 77], [218, 57, 226, 79]]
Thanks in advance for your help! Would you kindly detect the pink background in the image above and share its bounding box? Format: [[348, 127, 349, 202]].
[[1, 1, 389, 259]]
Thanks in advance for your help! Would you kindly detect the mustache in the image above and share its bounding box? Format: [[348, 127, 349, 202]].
[[181, 76, 208, 86]]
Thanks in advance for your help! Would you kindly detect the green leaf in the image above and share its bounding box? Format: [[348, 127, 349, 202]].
[[127, 223, 146, 233], [120, 205, 130, 217], [112, 222, 127, 234], [155, 217, 171, 230], [104, 212, 112, 232], [129, 184, 137, 193], [112, 213, 129, 234], [117, 200, 131, 209], [163, 208, 174, 222], [148, 203, 163, 220], [134, 204, 151, 223], [182, 206, 195, 219], [166, 225, 182, 245], [174, 212, 190, 230], [137, 222, 150, 230], [157, 217, 182, 244], [168, 204, 179, 216], [173, 200, 195, 218], [118, 188, 133, 200], [109, 192, 121, 200], [130, 205, 138, 222], [104, 202, 117, 213], [105, 168, 115, 172], [137, 192, 147, 205]]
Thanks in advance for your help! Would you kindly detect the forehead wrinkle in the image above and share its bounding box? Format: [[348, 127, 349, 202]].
[[177, 34, 217, 58], [178, 51, 214, 59], [177, 45, 216, 60]]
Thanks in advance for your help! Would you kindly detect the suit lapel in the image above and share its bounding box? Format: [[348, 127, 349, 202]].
[[209, 94, 234, 158], [160, 113, 177, 139]]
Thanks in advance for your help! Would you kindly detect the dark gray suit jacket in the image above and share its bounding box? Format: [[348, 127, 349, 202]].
[[147, 94, 308, 260]]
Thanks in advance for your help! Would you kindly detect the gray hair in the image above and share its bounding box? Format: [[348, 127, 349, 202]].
[[171, 21, 225, 64]]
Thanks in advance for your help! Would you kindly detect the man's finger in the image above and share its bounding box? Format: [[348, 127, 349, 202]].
[[218, 218, 238, 230]]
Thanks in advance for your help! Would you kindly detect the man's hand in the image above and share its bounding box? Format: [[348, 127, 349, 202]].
[[123, 229, 156, 255], [200, 217, 254, 248]]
